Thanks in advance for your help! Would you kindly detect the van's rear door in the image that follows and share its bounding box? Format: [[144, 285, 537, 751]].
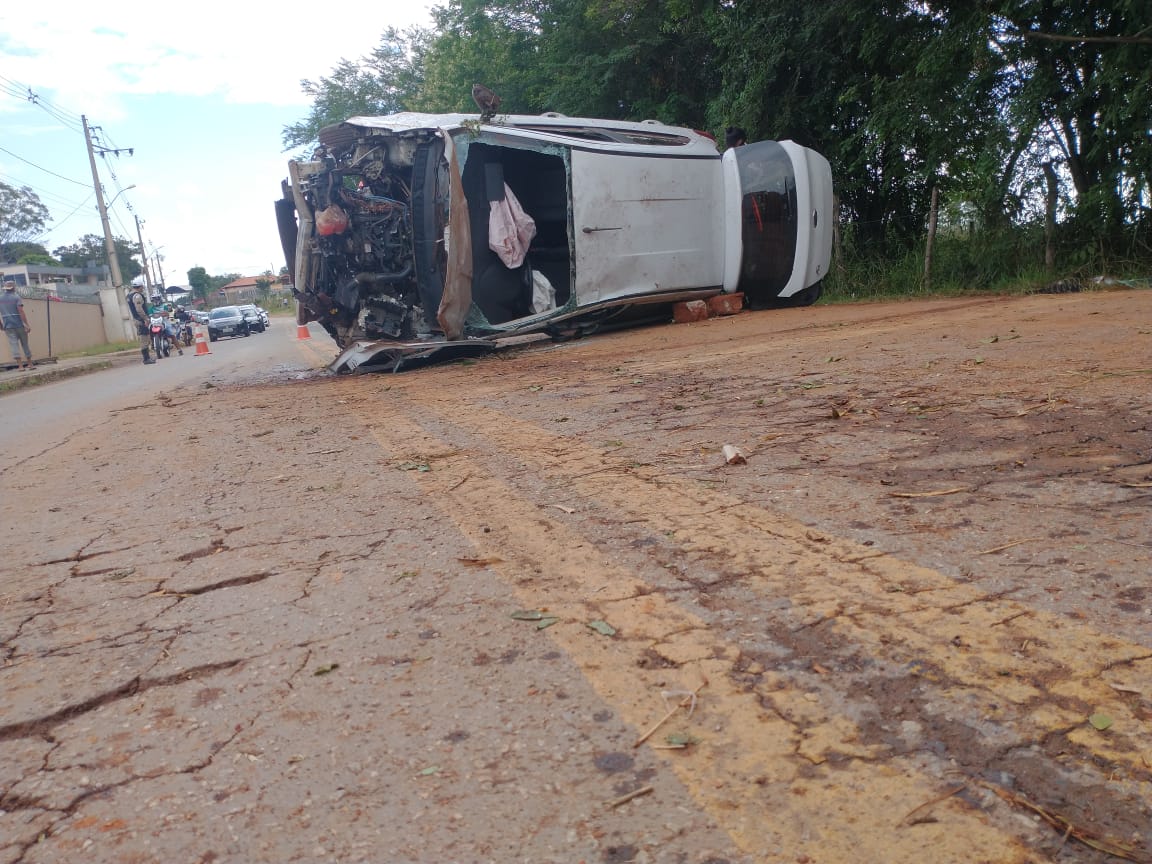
[[721, 141, 833, 305]]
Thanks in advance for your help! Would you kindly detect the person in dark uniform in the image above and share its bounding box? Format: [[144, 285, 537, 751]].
[[126, 286, 156, 364]]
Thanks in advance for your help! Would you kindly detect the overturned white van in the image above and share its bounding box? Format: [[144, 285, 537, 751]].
[[276, 112, 833, 372]]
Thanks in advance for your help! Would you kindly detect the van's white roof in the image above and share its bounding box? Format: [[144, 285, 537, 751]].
[[320, 112, 720, 155]]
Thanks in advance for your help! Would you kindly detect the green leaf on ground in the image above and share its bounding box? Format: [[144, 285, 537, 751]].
[[511, 609, 546, 620], [313, 663, 340, 676], [1088, 713, 1114, 731], [397, 460, 431, 472], [537, 617, 560, 630], [587, 620, 616, 636]]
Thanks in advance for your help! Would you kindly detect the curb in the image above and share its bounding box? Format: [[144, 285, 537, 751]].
[[0, 359, 115, 393]]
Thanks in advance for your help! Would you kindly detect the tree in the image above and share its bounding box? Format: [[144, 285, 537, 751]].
[[187, 266, 211, 303], [0, 182, 51, 247], [1, 241, 57, 265], [53, 234, 142, 282], [282, 27, 429, 151]]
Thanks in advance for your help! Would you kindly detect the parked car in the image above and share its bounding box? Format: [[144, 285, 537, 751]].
[[207, 306, 251, 341], [276, 111, 833, 373], [190, 310, 210, 325], [237, 304, 267, 333]]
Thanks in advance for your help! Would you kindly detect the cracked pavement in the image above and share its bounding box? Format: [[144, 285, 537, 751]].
[[1, 293, 1150, 863]]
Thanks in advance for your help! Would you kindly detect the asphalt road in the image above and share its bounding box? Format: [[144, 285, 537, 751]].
[[1, 294, 1149, 864], [0, 322, 330, 474]]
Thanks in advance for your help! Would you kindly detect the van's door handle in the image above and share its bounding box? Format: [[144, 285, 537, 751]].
[[581, 226, 623, 234]]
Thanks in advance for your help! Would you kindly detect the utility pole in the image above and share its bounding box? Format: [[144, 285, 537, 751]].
[[84, 115, 133, 339], [154, 253, 166, 295], [135, 215, 153, 295]]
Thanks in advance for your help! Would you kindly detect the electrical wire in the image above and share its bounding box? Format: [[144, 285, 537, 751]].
[[0, 75, 84, 133], [0, 144, 89, 187]]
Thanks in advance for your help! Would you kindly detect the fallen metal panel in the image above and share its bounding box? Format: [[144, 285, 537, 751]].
[[331, 338, 498, 374]]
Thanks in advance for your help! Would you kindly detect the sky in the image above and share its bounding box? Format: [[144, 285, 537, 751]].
[[0, 0, 434, 289]]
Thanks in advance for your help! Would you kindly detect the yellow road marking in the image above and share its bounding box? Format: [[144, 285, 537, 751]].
[[365, 406, 1044, 863]]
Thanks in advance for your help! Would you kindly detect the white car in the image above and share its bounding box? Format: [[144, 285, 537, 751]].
[[277, 112, 833, 372]]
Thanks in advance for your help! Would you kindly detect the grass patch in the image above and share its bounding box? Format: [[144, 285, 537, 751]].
[[58, 340, 137, 359]]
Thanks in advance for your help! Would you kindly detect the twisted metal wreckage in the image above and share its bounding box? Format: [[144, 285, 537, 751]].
[[277, 112, 834, 372]]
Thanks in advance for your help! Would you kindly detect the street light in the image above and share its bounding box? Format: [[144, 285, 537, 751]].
[[105, 184, 136, 209]]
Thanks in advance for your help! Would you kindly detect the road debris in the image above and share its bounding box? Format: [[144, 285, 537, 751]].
[[722, 444, 746, 465]]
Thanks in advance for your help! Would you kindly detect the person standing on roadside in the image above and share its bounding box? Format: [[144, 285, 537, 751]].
[[126, 285, 156, 364], [1, 280, 35, 370]]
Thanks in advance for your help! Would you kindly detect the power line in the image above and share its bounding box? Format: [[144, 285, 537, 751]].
[[35, 193, 97, 241], [0, 73, 84, 132], [0, 171, 91, 211], [0, 144, 90, 187]]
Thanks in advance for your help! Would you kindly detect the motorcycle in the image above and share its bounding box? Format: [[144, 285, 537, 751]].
[[149, 316, 182, 358], [175, 319, 194, 348]]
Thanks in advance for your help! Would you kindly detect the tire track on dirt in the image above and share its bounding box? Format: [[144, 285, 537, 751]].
[[359, 403, 1049, 863]]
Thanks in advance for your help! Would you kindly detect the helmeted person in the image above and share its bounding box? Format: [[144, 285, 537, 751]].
[[126, 284, 156, 364]]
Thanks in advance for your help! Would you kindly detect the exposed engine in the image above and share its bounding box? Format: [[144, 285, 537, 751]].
[[282, 135, 440, 348]]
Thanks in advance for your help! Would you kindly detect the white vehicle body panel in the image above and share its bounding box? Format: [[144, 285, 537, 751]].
[[571, 151, 724, 304]]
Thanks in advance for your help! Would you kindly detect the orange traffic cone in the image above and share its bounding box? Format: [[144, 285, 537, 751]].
[[193, 324, 212, 356], [296, 323, 311, 340]]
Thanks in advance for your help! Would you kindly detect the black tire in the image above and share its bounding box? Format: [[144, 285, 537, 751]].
[[209, 332, 218, 342]]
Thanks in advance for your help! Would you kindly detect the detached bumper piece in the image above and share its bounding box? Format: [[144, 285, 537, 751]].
[[331, 338, 498, 374]]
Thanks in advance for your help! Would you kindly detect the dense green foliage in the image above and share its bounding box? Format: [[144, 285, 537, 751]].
[[284, 0, 1151, 293], [53, 234, 142, 282]]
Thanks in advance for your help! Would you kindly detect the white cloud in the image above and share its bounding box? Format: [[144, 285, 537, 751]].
[[2, 0, 433, 115], [1, 0, 434, 282]]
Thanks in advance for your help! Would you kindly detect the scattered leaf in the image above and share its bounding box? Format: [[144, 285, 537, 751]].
[[397, 460, 431, 472], [528, 385, 543, 392], [418, 765, 441, 776], [511, 609, 547, 621], [313, 663, 340, 676], [1088, 713, 1114, 731], [987, 335, 999, 343], [665, 733, 699, 747], [587, 620, 616, 636], [537, 617, 560, 630]]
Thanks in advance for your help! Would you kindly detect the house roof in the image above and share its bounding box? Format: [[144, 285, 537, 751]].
[[220, 276, 265, 290]]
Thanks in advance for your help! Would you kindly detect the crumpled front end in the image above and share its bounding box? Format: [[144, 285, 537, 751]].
[[278, 122, 452, 350]]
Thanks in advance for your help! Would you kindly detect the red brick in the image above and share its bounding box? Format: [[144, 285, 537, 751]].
[[707, 293, 744, 317], [672, 300, 709, 323]]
